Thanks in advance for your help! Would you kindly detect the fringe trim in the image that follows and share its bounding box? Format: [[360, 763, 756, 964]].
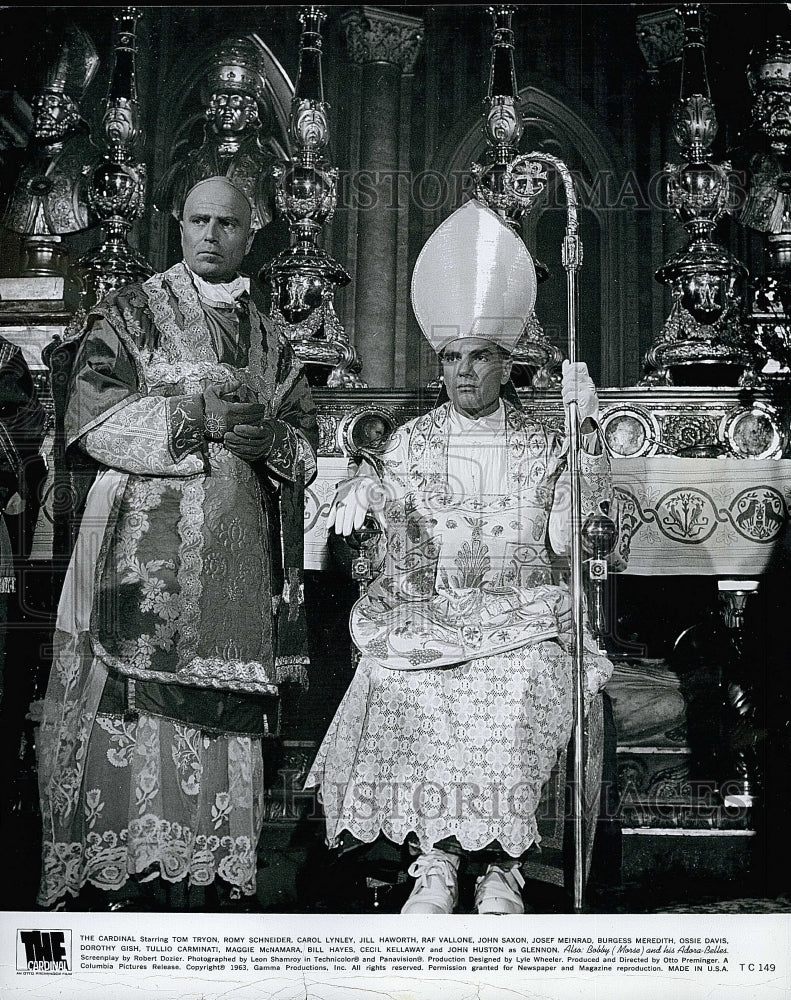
[[282, 567, 305, 621], [0, 577, 15, 593], [274, 655, 309, 689]]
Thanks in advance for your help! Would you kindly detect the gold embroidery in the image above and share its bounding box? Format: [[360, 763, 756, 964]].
[[176, 478, 205, 666], [145, 264, 215, 363]]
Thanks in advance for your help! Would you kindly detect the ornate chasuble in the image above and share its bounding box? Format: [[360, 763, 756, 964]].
[[64, 262, 317, 733], [352, 400, 610, 681]]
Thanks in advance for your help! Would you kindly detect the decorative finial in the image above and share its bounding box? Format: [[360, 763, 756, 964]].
[[79, 6, 153, 308], [641, 2, 756, 386], [263, 6, 364, 388], [468, 6, 561, 388]]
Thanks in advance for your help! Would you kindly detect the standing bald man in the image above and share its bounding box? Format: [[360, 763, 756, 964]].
[[37, 177, 318, 911]]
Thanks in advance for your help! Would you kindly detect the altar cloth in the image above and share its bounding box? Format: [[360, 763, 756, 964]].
[[612, 456, 791, 576]]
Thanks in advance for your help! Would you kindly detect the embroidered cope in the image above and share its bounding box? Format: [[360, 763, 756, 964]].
[[37, 262, 318, 907]]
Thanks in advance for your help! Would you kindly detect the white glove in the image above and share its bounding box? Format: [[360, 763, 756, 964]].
[[561, 359, 599, 431], [327, 476, 387, 536]]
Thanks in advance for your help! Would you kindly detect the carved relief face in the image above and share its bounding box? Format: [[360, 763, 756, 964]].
[[603, 415, 647, 458], [277, 272, 324, 323], [351, 414, 392, 452], [207, 91, 258, 136], [485, 99, 522, 146], [32, 93, 80, 142], [293, 104, 328, 151], [671, 96, 718, 150], [753, 89, 791, 144], [102, 105, 135, 146], [732, 412, 774, 456]]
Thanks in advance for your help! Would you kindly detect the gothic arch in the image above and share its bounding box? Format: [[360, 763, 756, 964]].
[[427, 85, 640, 386]]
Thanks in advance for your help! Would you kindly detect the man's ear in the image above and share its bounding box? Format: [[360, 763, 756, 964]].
[[245, 227, 256, 254], [500, 355, 513, 384]]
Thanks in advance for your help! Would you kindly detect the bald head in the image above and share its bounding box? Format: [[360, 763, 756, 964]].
[[182, 176, 252, 225], [180, 176, 255, 282]]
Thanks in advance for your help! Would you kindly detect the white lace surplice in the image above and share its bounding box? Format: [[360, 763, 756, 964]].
[[306, 401, 613, 857]]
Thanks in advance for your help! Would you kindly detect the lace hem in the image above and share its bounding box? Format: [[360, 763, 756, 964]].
[[321, 817, 539, 860], [38, 822, 258, 908]]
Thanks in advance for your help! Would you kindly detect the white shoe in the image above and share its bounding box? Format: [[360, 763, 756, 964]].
[[401, 850, 460, 914], [474, 864, 525, 914]]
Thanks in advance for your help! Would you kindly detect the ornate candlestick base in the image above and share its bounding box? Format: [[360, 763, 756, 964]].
[[269, 302, 365, 389], [19, 235, 72, 278], [643, 302, 758, 387], [264, 242, 365, 388], [510, 312, 564, 388], [79, 225, 153, 308], [642, 236, 757, 386]]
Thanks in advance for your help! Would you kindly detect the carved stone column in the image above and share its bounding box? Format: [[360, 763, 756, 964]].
[[636, 7, 684, 86], [342, 6, 423, 386]]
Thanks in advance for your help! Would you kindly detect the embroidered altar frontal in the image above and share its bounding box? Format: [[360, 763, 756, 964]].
[[612, 456, 791, 576]]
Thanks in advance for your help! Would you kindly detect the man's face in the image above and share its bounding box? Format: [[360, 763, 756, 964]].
[[440, 337, 512, 419], [180, 179, 254, 282]]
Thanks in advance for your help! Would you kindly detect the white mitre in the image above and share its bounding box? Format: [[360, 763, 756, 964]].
[[410, 198, 537, 355]]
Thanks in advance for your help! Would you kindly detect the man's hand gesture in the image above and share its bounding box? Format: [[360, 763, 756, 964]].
[[203, 381, 269, 441], [224, 422, 278, 463], [327, 476, 388, 535]]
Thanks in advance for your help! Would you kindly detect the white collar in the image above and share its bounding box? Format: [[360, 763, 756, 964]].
[[184, 263, 250, 305], [448, 399, 505, 432]]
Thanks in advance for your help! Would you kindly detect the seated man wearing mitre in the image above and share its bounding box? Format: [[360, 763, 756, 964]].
[[306, 199, 614, 915]]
